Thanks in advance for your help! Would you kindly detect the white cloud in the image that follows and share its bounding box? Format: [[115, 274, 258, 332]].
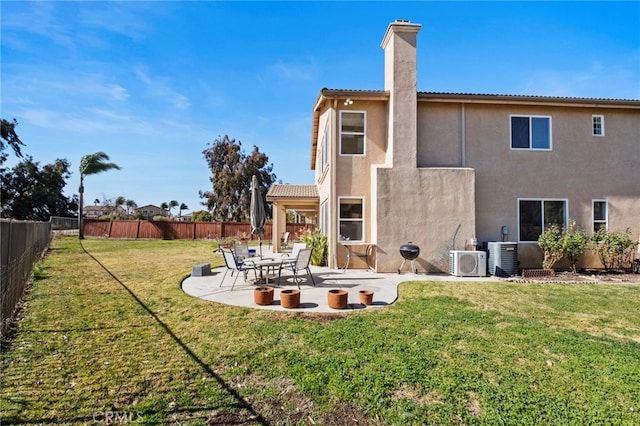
[[522, 57, 640, 99], [135, 64, 191, 110], [267, 58, 318, 82]]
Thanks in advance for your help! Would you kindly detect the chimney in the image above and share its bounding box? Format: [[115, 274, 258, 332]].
[[381, 20, 421, 167]]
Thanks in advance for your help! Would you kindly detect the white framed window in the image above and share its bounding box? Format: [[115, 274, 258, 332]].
[[338, 197, 364, 242], [518, 198, 568, 242], [592, 115, 605, 136], [593, 200, 608, 232], [322, 123, 329, 170], [340, 111, 365, 155], [320, 200, 329, 236], [510, 115, 552, 150]]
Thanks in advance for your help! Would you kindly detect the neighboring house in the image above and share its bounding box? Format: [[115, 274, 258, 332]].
[[268, 20, 640, 273], [83, 205, 125, 219], [135, 204, 167, 219]]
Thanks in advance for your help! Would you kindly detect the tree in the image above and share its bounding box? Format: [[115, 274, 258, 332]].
[[168, 200, 179, 217], [115, 196, 126, 218], [160, 202, 169, 215], [79, 152, 121, 239], [1, 156, 77, 220], [125, 199, 137, 217], [179, 203, 188, 218], [200, 135, 276, 221], [191, 210, 212, 222], [0, 118, 25, 165]]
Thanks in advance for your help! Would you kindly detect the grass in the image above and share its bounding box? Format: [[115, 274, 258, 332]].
[[1, 236, 639, 425]]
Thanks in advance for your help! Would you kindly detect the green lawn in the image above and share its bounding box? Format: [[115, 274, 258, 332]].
[[1, 236, 639, 425]]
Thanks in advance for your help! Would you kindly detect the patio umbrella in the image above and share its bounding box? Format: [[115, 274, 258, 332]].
[[250, 175, 266, 258]]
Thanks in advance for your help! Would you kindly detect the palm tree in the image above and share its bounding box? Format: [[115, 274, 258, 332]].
[[179, 203, 188, 219], [125, 199, 137, 218], [93, 198, 100, 206], [115, 196, 126, 217], [160, 202, 169, 217], [168, 200, 179, 217], [78, 152, 121, 239]]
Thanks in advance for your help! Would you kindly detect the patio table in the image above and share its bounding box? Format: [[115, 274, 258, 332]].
[[252, 257, 282, 286]]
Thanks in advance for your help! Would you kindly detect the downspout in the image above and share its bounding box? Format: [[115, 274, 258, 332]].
[[461, 103, 466, 167]]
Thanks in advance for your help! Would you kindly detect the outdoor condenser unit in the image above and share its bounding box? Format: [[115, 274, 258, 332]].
[[487, 242, 518, 277], [449, 251, 487, 277]]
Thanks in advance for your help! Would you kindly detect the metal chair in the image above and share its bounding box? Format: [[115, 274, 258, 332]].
[[277, 248, 316, 289], [281, 231, 291, 251], [232, 243, 250, 261], [282, 242, 307, 261], [220, 248, 257, 290]]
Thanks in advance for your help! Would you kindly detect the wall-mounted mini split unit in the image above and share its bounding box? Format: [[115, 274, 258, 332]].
[[449, 250, 487, 277]]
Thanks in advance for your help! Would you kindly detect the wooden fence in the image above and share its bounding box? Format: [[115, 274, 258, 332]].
[[83, 220, 315, 241]]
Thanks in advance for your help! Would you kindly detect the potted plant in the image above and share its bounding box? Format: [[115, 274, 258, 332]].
[[280, 289, 300, 309], [254, 286, 274, 305], [327, 289, 348, 309], [218, 237, 237, 250]]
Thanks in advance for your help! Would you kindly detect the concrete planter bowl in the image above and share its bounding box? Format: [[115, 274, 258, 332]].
[[327, 289, 348, 309], [254, 286, 274, 306], [280, 289, 300, 309]]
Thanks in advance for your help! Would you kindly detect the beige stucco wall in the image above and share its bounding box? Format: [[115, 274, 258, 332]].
[[373, 167, 476, 272], [418, 101, 640, 269]]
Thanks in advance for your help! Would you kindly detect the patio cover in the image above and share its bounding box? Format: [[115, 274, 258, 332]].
[[266, 184, 319, 252]]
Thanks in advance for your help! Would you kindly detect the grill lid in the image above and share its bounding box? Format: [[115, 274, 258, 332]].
[[399, 242, 420, 260]]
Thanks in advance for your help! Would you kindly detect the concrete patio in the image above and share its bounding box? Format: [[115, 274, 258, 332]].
[[182, 248, 501, 313]]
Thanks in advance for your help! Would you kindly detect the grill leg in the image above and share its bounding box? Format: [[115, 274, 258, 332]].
[[397, 259, 407, 274]]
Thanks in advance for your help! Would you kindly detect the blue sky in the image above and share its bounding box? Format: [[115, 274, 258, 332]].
[[2, 1, 639, 215]]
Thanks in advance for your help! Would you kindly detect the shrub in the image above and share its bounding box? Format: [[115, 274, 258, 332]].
[[191, 210, 213, 222], [538, 224, 564, 270], [562, 221, 588, 273], [301, 229, 328, 266], [538, 221, 589, 272], [591, 228, 636, 271]]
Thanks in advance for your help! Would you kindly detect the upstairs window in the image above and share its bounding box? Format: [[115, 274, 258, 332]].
[[592, 115, 605, 136], [511, 115, 552, 150], [593, 200, 608, 232], [318, 123, 329, 172], [518, 199, 567, 242], [340, 111, 365, 155], [339, 197, 364, 241]]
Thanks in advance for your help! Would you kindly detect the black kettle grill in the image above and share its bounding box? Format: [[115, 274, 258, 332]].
[[398, 242, 420, 274]]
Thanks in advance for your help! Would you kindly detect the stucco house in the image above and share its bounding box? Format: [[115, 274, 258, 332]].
[[134, 204, 167, 220], [83, 205, 126, 219], [268, 20, 640, 274]]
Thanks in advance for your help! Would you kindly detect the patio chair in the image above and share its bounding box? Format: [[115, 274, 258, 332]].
[[281, 232, 290, 251], [220, 248, 258, 291], [283, 242, 307, 261], [232, 243, 250, 260], [277, 248, 316, 289]]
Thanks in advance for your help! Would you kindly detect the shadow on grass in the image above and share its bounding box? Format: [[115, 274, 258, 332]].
[[80, 241, 269, 425]]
